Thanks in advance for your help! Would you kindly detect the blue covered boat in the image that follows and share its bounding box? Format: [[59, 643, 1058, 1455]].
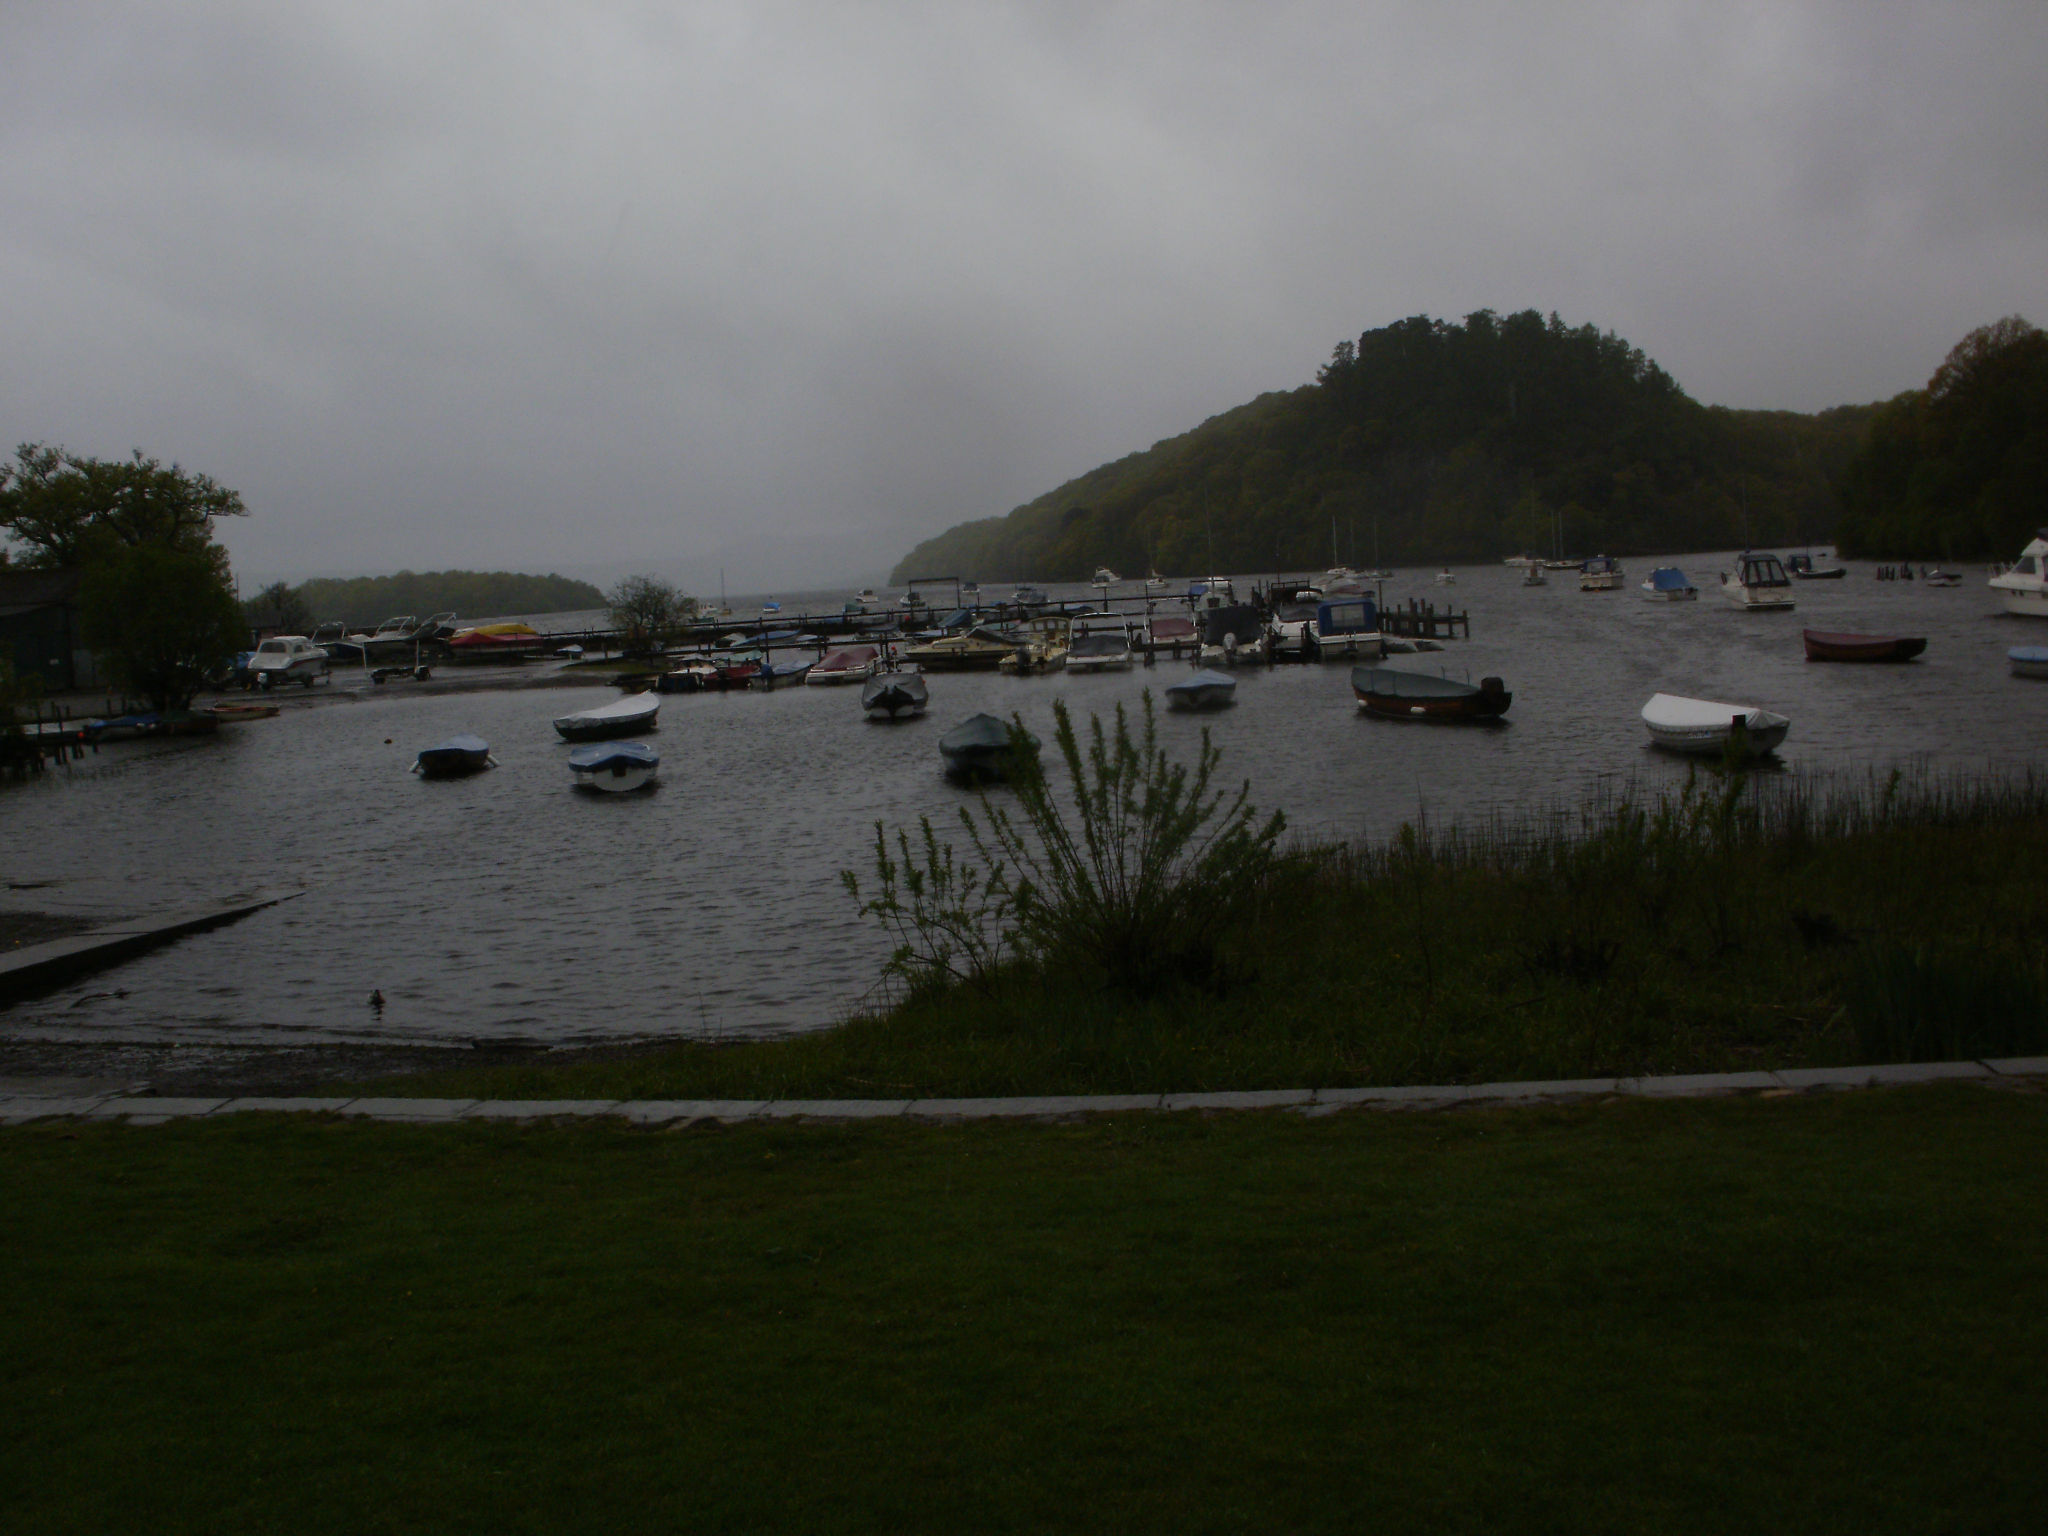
[[569, 740, 659, 792], [413, 734, 494, 778], [1640, 567, 1698, 600]]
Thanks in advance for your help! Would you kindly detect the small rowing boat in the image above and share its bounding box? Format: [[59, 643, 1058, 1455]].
[[1801, 630, 1926, 663], [1350, 667, 1511, 721], [1640, 693, 1789, 757]]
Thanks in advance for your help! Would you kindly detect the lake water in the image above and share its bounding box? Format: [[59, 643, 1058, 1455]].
[[4, 555, 2040, 1052]]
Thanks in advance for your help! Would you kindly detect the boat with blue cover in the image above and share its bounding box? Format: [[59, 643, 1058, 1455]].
[[1641, 567, 1698, 600], [569, 740, 659, 792], [413, 734, 494, 778]]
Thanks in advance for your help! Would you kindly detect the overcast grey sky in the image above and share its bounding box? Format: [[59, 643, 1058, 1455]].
[[4, 2, 2044, 590]]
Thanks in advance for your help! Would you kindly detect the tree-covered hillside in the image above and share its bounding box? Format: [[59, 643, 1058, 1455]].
[[893, 310, 1876, 582], [292, 570, 607, 627], [1834, 317, 2048, 561]]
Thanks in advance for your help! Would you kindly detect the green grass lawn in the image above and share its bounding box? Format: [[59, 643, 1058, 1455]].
[[5, 1085, 2044, 1533]]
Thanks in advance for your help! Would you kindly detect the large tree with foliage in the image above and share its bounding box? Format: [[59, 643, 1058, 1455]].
[[606, 574, 695, 656], [1835, 317, 2048, 560], [0, 444, 246, 567], [78, 542, 246, 711], [245, 580, 312, 636]]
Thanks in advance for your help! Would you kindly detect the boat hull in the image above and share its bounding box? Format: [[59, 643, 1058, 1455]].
[[861, 671, 929, 719], [414, 736, 493, 778], [1350, 667, 1511, 721], [2009, 646, 2048, 679], [569, 741, 658, 792], [553, 696, 660, 741], [1164, 669, 1236, 710], [939, 714, 1037, 782], [1640, 693, 1790, 757], [1802, 630, 1926, 663]]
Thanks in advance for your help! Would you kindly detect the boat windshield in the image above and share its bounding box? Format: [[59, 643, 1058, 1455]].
[[2015, 556, 2038, 576]]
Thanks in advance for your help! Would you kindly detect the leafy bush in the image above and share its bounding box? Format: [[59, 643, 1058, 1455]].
[[844, 695, 1285, 998]]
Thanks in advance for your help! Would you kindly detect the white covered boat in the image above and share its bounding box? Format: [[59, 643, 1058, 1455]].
[[569, 740, 658, 792], [1640, 693, 1790, 757], [553, 691, 660, 741], [1722, 552, 1796, 610], [1989, 531, 2048, 617], [248, 635, 331, 688]]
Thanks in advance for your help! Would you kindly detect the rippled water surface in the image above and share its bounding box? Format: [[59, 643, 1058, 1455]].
[[5, 558, 2040, 1049]]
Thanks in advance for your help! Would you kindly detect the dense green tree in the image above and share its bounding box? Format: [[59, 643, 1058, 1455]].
[[0, 444, 246, 567], [245, 580, 312, 636], [892, 311, 1876, 582], [78, 542, 246, 711], [294, 570, 608, 627], [1836, 317, 2048, 560]]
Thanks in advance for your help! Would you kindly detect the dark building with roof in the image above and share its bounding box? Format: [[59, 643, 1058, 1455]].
[[0, 567, 101, 692]]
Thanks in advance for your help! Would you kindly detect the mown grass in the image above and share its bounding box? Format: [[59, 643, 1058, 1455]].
[[367, 766, 2048, 1104], [2, 1087, 2043, 1534]]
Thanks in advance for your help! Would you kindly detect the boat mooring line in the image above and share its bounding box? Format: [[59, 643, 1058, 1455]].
[[2, 1058, 2043, 1126]]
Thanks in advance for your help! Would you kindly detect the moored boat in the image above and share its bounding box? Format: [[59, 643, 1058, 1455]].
[[2008, 646, 2048, 679], [1641, 567, 1698, 600], [1063, 619, 1134, 673], [1787, 552, 1847, 579], [1722, 551, 1797, 610], [553, 691, 660, 741], [1640, 693, 1790, 756], [208, 701, 280, 723], [1308, 597, 1384, 661], [861, 667, 929, 719], [1163, 668, 1236, 710], [904, 626, 1020, 672], [939, 713, 1038, 782], [1802, 630, 1927, 663], [1579, 555, 1624, 591], [1350, 667, 1511, 721], [1142, 614, 1199, 659], [446, 622, 548, 660], [248, 634, 331, 688], [413, 734, 494, 778], [569, 740, 658, 792], [806, 644, 881, 685], [1989, 531, 2048, 616]]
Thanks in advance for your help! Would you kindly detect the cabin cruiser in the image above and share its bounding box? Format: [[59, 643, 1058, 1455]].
[[247, 634, 331, 688], [1307, 597, 1384, 661], [1989, 531, 2048, 617], [903, 626, 1020, 671], [1266, 596, 1322, 659], [1578, 555, 1624, 592], [1091, 567, 1120, 589], [994, 615, 1072, 674], [1011, 584, 1049, 608], [1722, 551, 1797, 610], [1063, 617, 1134, 673]]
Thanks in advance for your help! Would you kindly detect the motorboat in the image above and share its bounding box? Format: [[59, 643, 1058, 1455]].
[[1579, 555, 1624, 591], [1351, 667, 1511, 721], [656, 657, 720, 692], [996, 615, 1072, 674], [247, 635, 330, 688], [1091, 567, 1121, 589], [1144, 570, 1173, 595], [1188, 575, 1236, 606], [1521, 565, 1547, 587], [208, 701, 280, 723], [806, 644, 881, 685], [1722, 551, 1797, 610], [1640, 693, 1790, 757], [413, 734, 494, 779], [754, 656, 814, 687], [1308, 598, 1384, 661], [939, 713, 1038, 782], [1265, 597, 1321, 659], [569, 740, 658, 792], [1011, 585, 1050, 608], [905, 626, 1020, 671], [1433, 568, 1457, 586], [1802, 630, 1926, 663], [1921, 569, 1962, 588], [1143, 614, 1199, 659], [1989, 531, 2048, 617], [855, 588, 880, 606], [446, 622, 548, 660], [862, 667, 929, 719], [347, 615, 427, 659], [1787, 552, 1847, 580], [1063, 619, 1134, 673], [710, 650, 764, 687], [1195, 603, 1265, 666], [1641, 567, 1698, 601], [2009, 646, 2048, 679], [1163, 668, 1236, 710], [553, 691, 660, 741]]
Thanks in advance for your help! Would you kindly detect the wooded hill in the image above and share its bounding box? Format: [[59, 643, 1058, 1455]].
[[292, 570, 606, 627], [892, 310, 1878, 582]]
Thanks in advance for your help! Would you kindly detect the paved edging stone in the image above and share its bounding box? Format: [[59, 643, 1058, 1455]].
[[0, 1057, 2042, 1126]]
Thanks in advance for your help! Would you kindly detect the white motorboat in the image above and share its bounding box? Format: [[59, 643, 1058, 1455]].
[[1579, 555, 1624, 591], [1640, 693, 1790, 758], [247, 634, 331, 689], [1265, 597, 1320, 658], [1063, 618, 1134, 673], [1433, 568, 1457, 586], [1091, 567, 1120, 589], [855, 588, 879, 606], [1307, 598, 1385, 662], [553, 691, 660, 741], [1722, 551, 1797, 610], [1164, 668, 1237, 710], [569, 740, 658, 792], [1641, 567, 1698, 600], [1989, 531, 2048, 617], [1521, 565, 1547, 587]]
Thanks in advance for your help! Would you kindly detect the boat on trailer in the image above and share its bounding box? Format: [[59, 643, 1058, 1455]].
[[413, 734, 494, 778], [1640, 693, 1790, 757], [1351, 667, 1511, 721], [1802, 630, 1926, 663], [553, 691, 660, 741], [569, 740, 658, 792]]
